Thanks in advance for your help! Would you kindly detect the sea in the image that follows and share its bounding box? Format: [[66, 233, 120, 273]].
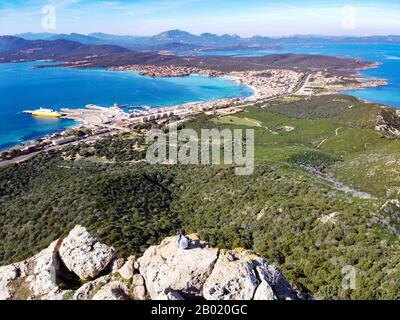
[[200, 43, 400, 108], [0, 62, 252, 151], [1, 44, 399, 151]]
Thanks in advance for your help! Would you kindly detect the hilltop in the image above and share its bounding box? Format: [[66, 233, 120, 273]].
[[0, 225, 303, 300]]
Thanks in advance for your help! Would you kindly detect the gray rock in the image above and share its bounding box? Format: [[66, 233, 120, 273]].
[[73, 275, 112, 300], [59, 225, 116, 280], [25, 239, 63, 297], [132, 274, 145, 286], [166, 289, 185, 300], [0, 265, 19, 300], [138, 236, 218, 299], [253, 266, 277, 300], [203, 250, 259, 300], [111, 258, 125, 273], [117, 256, 136, 280], [92, 281, 131, 300], [251, 256, 297, 300], [132, 285, 146, 300], [0, 226, 303, 301]]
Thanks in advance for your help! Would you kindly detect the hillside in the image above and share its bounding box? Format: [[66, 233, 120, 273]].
[[0, 36, 375, 73], [0, 94, 399, 299], [0, 36, 130, 62]]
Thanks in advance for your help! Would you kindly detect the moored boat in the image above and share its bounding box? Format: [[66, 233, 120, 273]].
[[23, 108, 62, 118]]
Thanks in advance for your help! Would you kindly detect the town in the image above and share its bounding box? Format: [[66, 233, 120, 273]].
[[0, 64, 386, 166]]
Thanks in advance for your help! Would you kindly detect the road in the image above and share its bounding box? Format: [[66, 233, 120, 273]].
[[0, 132, 115, 168], [294, 73, 312, 95]]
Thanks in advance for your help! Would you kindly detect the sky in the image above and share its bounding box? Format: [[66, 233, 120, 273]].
[[1, 0, 400, 36]]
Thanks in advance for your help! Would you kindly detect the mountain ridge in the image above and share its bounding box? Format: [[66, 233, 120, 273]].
[[0, 35, 376, 73], [14, 29, 400, 53]]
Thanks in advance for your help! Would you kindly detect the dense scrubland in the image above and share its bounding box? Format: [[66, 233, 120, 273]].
[[1, 94, 399, 299]]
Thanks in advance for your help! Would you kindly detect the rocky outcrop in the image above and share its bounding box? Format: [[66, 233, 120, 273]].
[[0, 225, 305, 300], [203, 250, 259, 300], [376, 108, 400, 138], [202, 250, 298, 300], [59, 226, 116, 280], [138, 236, 219, 299]]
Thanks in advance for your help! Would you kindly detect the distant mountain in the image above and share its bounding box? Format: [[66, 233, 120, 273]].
[[14, 30, 279, 52], [153, 29, 198, 43], [47, 33, 103, 45], [0, 35, 375, 76], [15, 32, 56, 40], [0, 36, 32, 52], [14, 30, 400, 53], [0, 36, 130, 62]]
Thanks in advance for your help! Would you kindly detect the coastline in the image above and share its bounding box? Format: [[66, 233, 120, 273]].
[[0, 59, 389, 162]]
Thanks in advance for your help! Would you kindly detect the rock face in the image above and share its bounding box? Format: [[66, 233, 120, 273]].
[[203, 250, 259, 300], [138, 236, 219, 299], [0, 225, 305, 300], [376, 108, 400, 138]]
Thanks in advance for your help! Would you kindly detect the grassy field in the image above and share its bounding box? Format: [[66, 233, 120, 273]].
[[199, 94, 400, 197]]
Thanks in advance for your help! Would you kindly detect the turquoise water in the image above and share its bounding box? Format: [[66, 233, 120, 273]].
[[0, 62, 252, 150], [200, 43, 400, 108]]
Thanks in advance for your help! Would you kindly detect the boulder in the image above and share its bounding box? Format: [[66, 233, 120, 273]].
[[92, 281, 131, 300], [59, 225, 116, 280], [117, 256, 136, 280], [0, 238, 78, 299], [73, 275, 112, 300], [253, 280, 276, 300], [138, 236, 218, 299], [253, 264, 277, 300], [203, 250, 259, 300], [252, 258, 297, 300], [24, 239, 63, 297]]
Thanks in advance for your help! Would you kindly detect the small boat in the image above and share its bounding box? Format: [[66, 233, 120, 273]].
[[23, 108, 62, 118]]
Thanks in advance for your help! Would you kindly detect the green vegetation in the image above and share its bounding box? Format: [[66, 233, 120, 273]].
[[62, 291, 75, 301], [0, 94, 399, 300], [8, 277, 32, 300]]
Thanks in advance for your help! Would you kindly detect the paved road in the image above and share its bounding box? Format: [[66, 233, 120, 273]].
[[294, 73, 312, 95], [0, 132, 114, 168]]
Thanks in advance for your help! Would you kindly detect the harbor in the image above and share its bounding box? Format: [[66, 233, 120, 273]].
[[2, 63, 388, 164]]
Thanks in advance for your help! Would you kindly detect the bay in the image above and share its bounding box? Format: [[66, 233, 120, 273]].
[[0, 61, 252, 150], [200, 43, 400, 108]]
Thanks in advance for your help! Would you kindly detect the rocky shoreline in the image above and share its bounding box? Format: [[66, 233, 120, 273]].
[[0, 226, 307, 300]]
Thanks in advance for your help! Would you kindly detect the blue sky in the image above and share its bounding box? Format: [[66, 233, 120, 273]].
[[1, 0, 400, 36]]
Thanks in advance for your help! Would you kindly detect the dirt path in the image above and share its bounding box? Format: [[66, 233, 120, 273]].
[[335, 127, 343, 137], [317, 127, 344, 149], [302, 166, 375, 199]]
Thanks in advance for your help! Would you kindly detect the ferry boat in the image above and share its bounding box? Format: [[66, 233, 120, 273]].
[[23, 108, 62, 118]]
